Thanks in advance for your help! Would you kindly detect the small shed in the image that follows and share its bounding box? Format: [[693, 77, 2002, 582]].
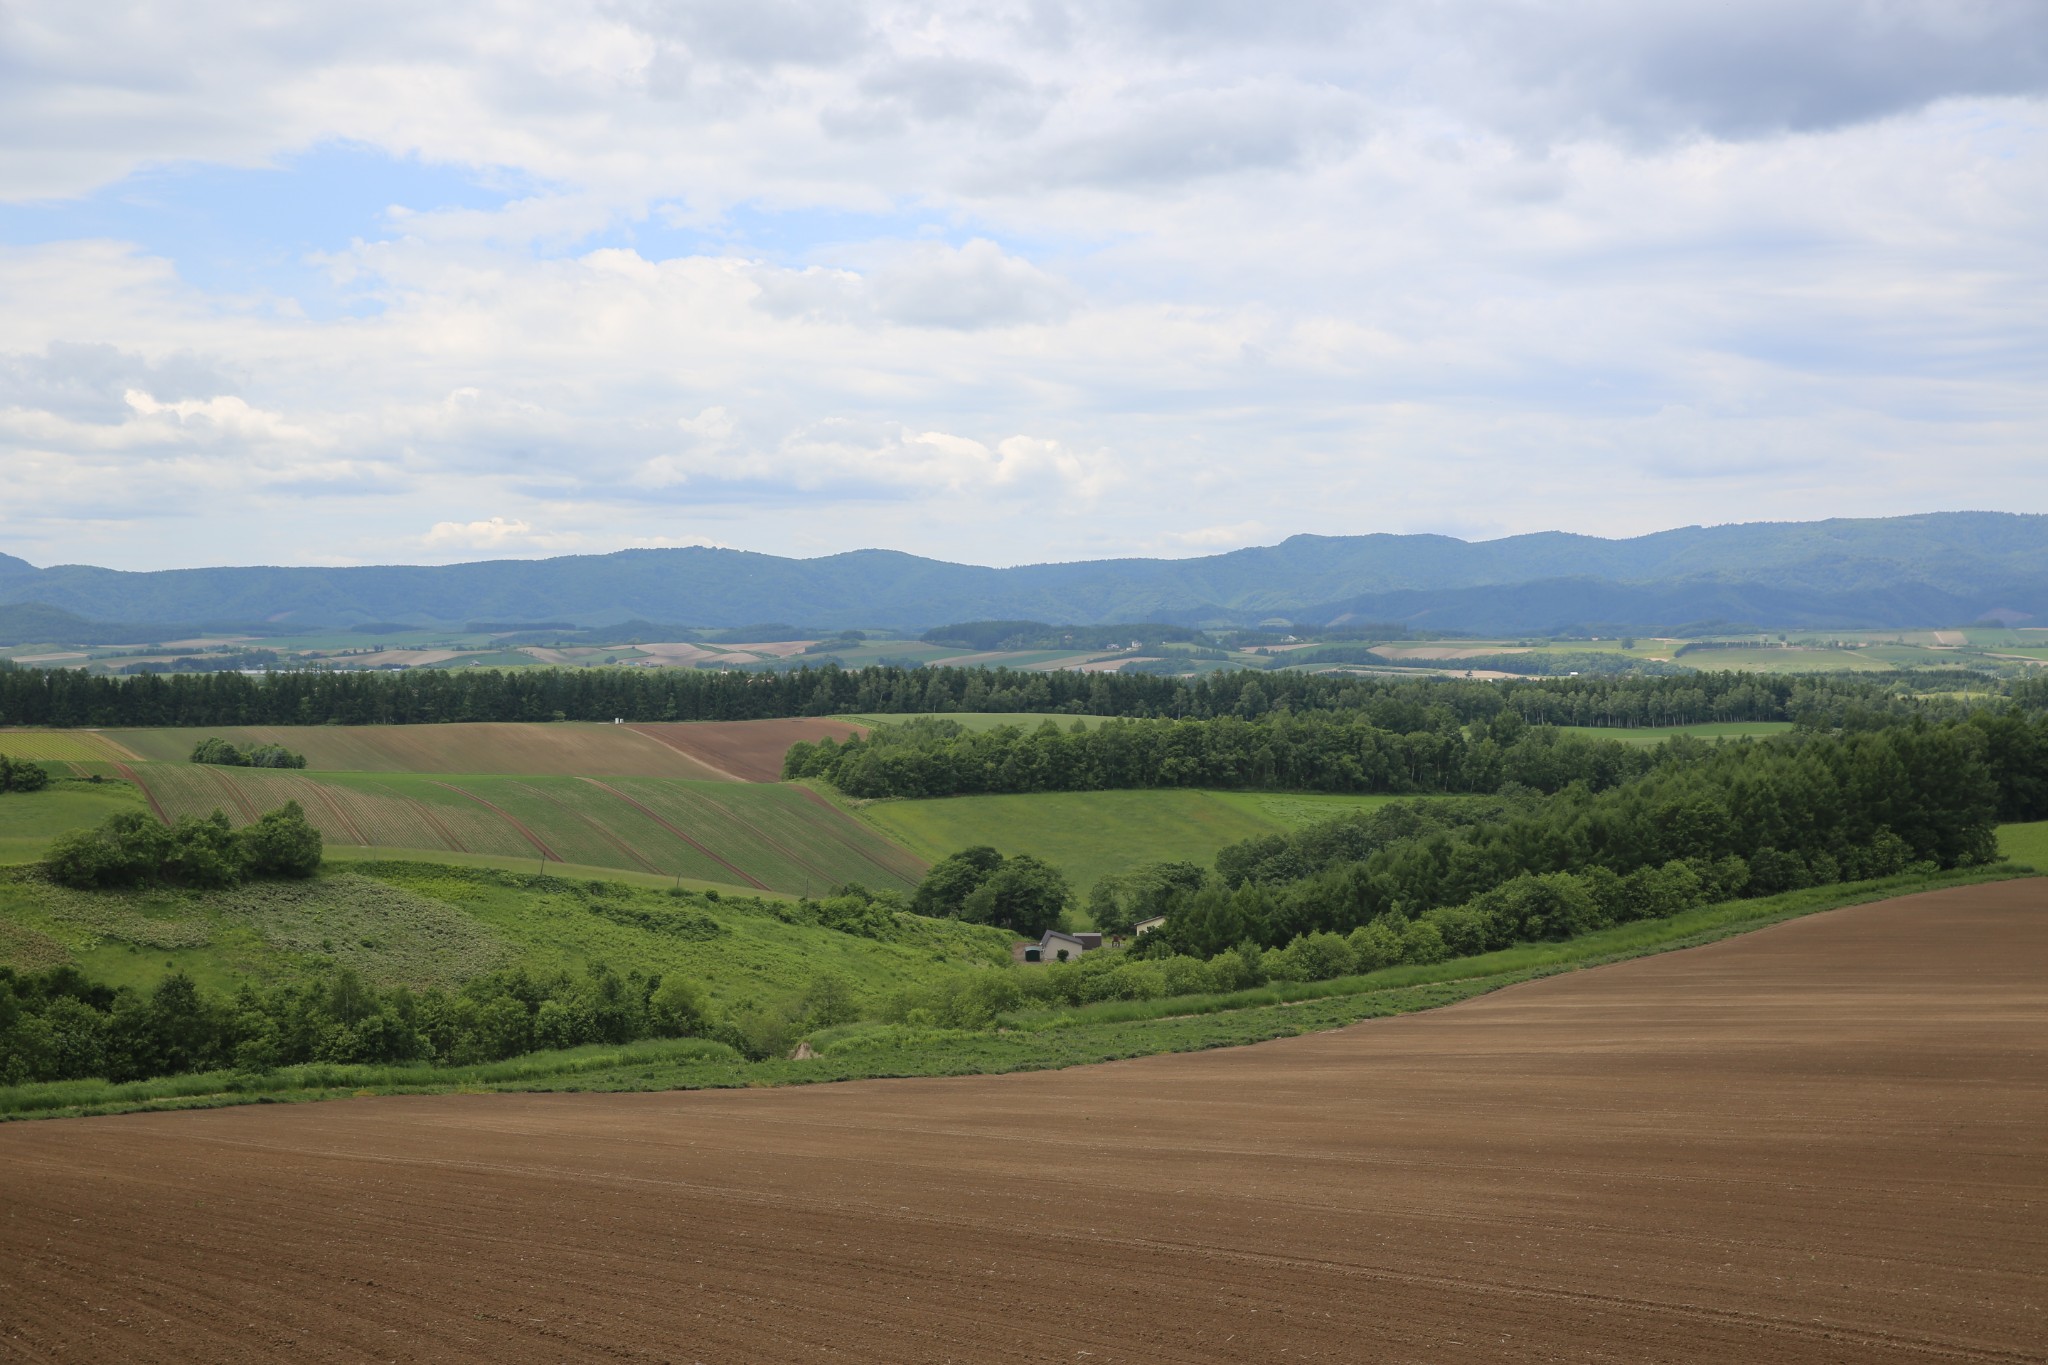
[[1018, 930, 1103, 963], [1133, 915, 1168, 936]]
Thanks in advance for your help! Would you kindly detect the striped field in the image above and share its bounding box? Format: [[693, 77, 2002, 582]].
[[120, 764, 925, 896]]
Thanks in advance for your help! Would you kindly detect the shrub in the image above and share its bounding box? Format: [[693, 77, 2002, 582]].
[[0, 754, 51, 793]]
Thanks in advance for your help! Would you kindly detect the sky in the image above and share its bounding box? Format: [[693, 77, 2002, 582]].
[[1, 0, 2045, 572]]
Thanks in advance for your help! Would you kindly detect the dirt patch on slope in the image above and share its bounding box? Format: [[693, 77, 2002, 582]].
[[1, 882, 2044, 1362], [628, 717, 867, 782]]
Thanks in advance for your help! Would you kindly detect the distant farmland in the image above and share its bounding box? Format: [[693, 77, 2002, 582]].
[[123, 764, 923, 896]]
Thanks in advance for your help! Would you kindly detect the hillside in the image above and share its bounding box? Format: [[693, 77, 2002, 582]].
[[5, 512, 2048, 634]]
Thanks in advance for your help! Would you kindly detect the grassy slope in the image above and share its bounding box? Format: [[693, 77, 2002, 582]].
[[105, 722, 712, 777], [107, 764, 929, 896], [0, 860, 1012, 1007], [853, 788, 1403, 894], [9, 865, 2030, 1121], [0, 780, 148, 866]]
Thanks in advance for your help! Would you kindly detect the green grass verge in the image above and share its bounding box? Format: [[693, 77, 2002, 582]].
[[9, 864, 2032, 1122]]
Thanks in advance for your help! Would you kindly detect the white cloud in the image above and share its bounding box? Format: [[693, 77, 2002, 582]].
[[0, 1, 2040, 572], [422, 516, 565, 549]]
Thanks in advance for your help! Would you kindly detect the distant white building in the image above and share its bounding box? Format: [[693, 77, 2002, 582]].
[[1132, 915, 1168, 936]]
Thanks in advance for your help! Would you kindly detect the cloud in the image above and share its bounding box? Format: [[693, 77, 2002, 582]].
[[422, 516, 562, 549], [0, 342, 231, 423], [0, 1, 2042, 574], [755, 239, 1077, 328]]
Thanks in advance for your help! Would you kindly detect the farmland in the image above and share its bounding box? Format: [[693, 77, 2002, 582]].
[[119, 765, 924, 896], [0, 729, 139, 764], [3, 880, 2041, 1361], [853, 788, 1404, 895], [104, 720, 810, 779]]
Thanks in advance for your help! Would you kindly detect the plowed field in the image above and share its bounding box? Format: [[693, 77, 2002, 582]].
[[3, 882, 2043, 1363], [628, 717, 866, 781]]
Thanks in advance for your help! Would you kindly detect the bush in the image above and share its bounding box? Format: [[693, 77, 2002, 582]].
[[45, 802, 323, 889], [238, 801, 323, 878], [189, 738, 306, 769], [0, 754, 51, 793]]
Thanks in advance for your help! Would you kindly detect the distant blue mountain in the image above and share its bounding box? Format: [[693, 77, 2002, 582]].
[[3, 512, 2046, 638]]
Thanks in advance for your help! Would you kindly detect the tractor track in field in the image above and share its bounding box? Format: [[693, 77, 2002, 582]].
[[404, 797, 468, 854], [202, 767, 262, 823], [793, 786, 930, 883], [109, 762, 169, 822], [575, 779, 769, 890], [300, 779, 370, 846], [514, 782, 660, 874], [428, 782, 561, 863]]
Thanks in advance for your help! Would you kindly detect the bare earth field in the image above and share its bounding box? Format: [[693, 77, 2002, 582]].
[[2, 882, 2043, 1363]]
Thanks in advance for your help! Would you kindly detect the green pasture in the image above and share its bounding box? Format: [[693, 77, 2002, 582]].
[[854, 788, 1402, 895], [1998, 821, 2048, 869], [0, 780, 149, 866]]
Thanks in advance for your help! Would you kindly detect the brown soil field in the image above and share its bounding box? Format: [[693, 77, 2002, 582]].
[[2, 883, 2044, 1363], [105, 722, 728, 778], [628, 717, 867, 781]]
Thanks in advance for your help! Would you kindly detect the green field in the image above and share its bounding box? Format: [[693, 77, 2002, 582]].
[[0, 860, 1012, 1006], [853, 788, 1403, 896], [1552, 721, 1796, 745], [1999, 821, 2048, 869], [118, 765, 926, 896], [0, 780, 150, 865], [0, 730, 139, 763], [837, 712, 1117, 733]]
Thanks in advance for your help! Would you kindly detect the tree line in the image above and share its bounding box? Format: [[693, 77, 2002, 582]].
[[1133, 721, 2001, 964], [786, 711, 1668, 798], [0, 656, 1963, 729]]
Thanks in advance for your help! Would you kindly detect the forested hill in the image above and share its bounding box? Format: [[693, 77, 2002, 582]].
[[6, 511, 2048, 634]]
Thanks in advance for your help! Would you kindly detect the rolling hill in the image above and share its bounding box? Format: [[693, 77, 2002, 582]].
[[5, 512, 2048, 634]]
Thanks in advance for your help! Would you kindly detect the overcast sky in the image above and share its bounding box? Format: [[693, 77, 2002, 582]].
[[2, 1, 2045, 571]]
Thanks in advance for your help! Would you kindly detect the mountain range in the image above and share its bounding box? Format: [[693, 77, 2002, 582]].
[[3, 512, 2047, 641]]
